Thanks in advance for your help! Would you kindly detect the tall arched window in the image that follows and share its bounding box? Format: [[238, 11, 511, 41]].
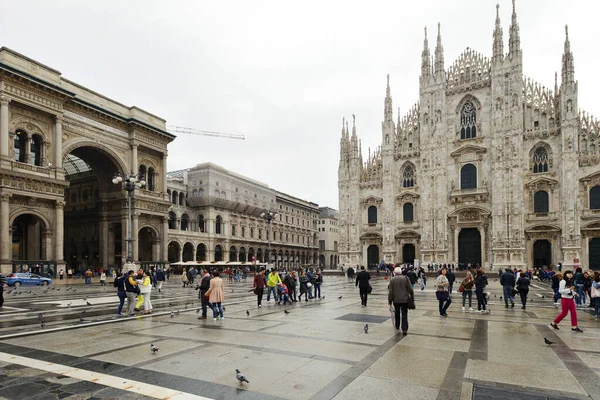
[[460, 101, 477, 140], [171, 191, 178, 204], [198, 215, 205, 232], [460, 164, 477, 190], [198, 188, 204, 197], [179, 192, 185, 206], [14, 130, 26, 163], [229, 246, 237, 262], [181, 214, 189, 231], [533, 147, 549, 173], [215, 215, 223, 234], [590, 186, 600, 210], [368, 206, 378, 224], [214, 245, 223, 262], [30, 134, 42, 166], [403, 203, 414, 222], [147, 167, 155, 191], [168, 211, 177, 229], [403, 165, 415, 188], [138, 165, 147, 182], [534, 191, 549, 213], [231, 224, 236, 236]]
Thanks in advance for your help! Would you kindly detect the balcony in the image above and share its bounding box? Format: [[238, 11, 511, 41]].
[[450, 187, 489, 204], [581, 209, 600, 220], [362, 223, 382, 233], [526, 212, 558, 222]]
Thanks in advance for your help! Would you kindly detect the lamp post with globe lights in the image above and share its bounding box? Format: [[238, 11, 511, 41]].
[[112, 172, 145, 271], [260, 209, 278, 268]]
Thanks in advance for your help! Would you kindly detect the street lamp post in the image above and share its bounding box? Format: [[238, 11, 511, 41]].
[[112, 172, 145, 272], [260, 209, 277, 269]]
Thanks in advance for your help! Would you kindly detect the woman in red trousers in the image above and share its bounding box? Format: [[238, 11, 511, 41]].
[[550, 271, 583, 332]]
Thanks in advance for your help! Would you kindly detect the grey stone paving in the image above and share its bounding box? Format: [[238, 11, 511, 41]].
[[0, 274, 599, 400]]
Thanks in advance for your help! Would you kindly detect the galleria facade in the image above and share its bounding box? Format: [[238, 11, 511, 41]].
[[338, 2, 600, 270]]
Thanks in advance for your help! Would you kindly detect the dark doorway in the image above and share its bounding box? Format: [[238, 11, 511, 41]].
[[367, 245, 379, 269], [458, 228, 481, 266], [402, 244, 415, 264], [533, 240, 551, 268], [589, 238, 600, 270]]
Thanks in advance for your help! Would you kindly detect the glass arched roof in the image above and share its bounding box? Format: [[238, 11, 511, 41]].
[[64, 154, 92, 176]]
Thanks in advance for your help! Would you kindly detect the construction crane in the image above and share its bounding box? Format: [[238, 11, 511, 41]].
[[167, 125, 245, 140]]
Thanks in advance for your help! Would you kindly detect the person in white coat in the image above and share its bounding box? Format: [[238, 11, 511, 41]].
[[139, 271, 153, 314]]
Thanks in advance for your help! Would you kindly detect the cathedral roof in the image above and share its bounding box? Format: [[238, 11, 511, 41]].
[[446, 48, 491, 93]]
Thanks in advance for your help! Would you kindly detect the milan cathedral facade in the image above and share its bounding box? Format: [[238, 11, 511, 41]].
[[338, 2, 600, 270]]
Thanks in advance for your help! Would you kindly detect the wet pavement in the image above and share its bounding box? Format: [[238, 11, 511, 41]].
[[0, 274, 599, 399]]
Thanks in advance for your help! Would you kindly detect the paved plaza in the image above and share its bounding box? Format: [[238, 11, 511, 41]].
[[0, 274, 599, 400]]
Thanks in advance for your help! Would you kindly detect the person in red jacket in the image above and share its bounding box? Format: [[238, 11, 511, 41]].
[[253, 268, 267, 308]]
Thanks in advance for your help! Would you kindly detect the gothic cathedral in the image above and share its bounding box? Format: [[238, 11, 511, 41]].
[[338, 2, 600, 271]]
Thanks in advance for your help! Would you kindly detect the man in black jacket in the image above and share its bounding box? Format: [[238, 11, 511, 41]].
[[355, 266, 371, 306], [500, 268, 516, 308], [197, 269, 211, 319], [447, 269, 456, 293]]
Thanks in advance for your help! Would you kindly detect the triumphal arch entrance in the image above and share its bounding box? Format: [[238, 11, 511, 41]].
[[0, 47, 174, 276]]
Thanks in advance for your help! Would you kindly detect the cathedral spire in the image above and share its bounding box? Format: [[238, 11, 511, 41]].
[[492, 3, 504, 63], [384, 74, 393, 122], [562, 25, 575, 84], [554, 71, 559, 95], [341, 117, 346, 140], [434, 23, 444, 75], [508, 0, 521, 57], [421, 27, 431, 77]]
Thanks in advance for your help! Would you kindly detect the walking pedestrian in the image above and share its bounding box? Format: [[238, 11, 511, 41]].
[[474, 269, 488, 314], [550, 270, 583, 332], [205, 271, 224, 321], [500, 268, 516, 308], [591, 272, 600, 318], [573, 267, 585, 307], [447, 268, 456, 293], [124, 270, 138, 316], [155, 268, 165, 292], [100, 270, 106, 286], [356, 266, 371, 306], [84, 269, 93, 285], [314, 269, 322, 299], [253, 269, 266, 308], [460, 271, 474, 312], [436, 267, 452, 317], [388, 267, 413, 335], [516, 271, 531, 310], [266, 269, 281, 303], [181, 268, 189, 288], [59, 269, 64, 280], [284, 271, 297, 302], [197, 268, 211, 319], [140, 271, 153, 314], [113, 272, 126, 316], [299, 270, 309, 302]]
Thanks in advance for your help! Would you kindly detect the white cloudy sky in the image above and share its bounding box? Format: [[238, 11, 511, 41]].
[[1, 0, 599, 208]]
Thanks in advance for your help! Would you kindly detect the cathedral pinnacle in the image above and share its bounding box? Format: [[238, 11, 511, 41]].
[[384, 75, 393, 122], [421, 26, 431, 77], [562, 24, 575, 84], [434, 23, 444, 75], [508, 0, 521, 57], [492, 3, 504, 62]]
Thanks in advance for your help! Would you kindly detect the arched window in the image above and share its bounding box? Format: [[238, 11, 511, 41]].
[[14, 130, 26, 163], [215, 215, 223, 234], [220, 191, 226, 199], [147, 167, 155, 191], [192, 189, 197, 197], [231, 224, 236, 236], [460, 101, 477, 140], [250, 227, 254, 238], [181, 214, 189, 231], [239, 247, 246, 262], [590, 186, 600, 210], [171, 191, 177, 205], [214, 245, 223, 262], [179, 192, 185, 206], [229, 246, 237, 262], [368, 206, 378, 224], [138, 165, 147, 182], [30, 134, 42, 166], [198, 188, 204, 197], [460, 164, 477, 190], [198, 215, 205, 232], [403, 165, 415, 188], [534, 191, 549, 213], [168, 211, 177, 230], [533, 147, 549, 173], [403, 203, 414, 222]]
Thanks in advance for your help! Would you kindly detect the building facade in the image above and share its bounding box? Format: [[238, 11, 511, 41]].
[[338, 2, 600, 270], [317, 206, 339, 269], [0, 47, 173, 276], [166, 163, 320, 267]]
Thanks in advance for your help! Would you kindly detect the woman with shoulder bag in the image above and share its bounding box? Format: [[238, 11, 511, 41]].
[[461, 271, 474, 312], [473, 269, 489, 314], [550, 270, 583, 332], [591, 272, 600, 318], [436, 267, 452, 317]]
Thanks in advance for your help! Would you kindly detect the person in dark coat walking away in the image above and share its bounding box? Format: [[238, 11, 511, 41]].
[[388, 267, 414, 334], [516, 271, 531, 309], [284, 271, 297, 302], [500, 268, 516, 308], [197, 268, 212, 319], [356, 266, 371, 306], [446, 268, 456, 293], [155, 268, 165, 292]]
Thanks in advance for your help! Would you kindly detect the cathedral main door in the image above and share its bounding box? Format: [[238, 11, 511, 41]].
[[533, 240, 552, 268], [458, 228, 481, 266], [367, 245, 379, 269], [402, 244, 415, 264], [589, 238, 600, 270]]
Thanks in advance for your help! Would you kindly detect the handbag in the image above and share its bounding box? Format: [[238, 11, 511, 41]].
[[591, 285, 600, 298], [436, 290, 449, 301], [458, 284, 464, 293], [367, 284, 373, 294], [407, 295, 416, 310], [307, 282, 313, 288]]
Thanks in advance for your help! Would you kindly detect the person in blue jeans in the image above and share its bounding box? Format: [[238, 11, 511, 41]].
[[313, 270, 322, 299], [113, 272, 126, 316], [573, 267, 585, 306], [592, 273, 600, 318], [500, 268, 516, 308]]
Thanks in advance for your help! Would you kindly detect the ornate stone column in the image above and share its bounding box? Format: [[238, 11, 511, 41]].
[[42, 229, 52, 261], [161, 216, 169, 261], [54, 200, 65, 262], [54, 116, 63, 169], [478, 227, 485, 267], [132, 212, 139, 262], [162, 154, 168, 194], [0, 194, 12, 272], [99, 216, 108, 267], [121, 214, 128, 267], [131, 144, 138, 174], [454, 227, 461, 264], [178, 247, 183, 263], [0, 96, 10, 161]]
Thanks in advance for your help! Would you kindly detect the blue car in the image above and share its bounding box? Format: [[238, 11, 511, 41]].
[[6, 273, 52, 287]]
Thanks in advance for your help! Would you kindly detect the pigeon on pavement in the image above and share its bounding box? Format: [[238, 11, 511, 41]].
[[544, 338, 555, 345], [235, 369, 249, 384], [86, 301, 92, 306], [66, 287, 72, 291], [284, 310, 290, 314], [170, 311, 174, 318], [364, 324, 369, 334], [150, 344, 159, 353], [37, 313, 43, 320], [338, 296, 343, 300], [40, 323, 45, 328], [246, 310, 250, 316], [196, 308, 200, 313]]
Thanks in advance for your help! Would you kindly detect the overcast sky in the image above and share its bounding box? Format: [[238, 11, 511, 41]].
[[2, 0, 599, 209]]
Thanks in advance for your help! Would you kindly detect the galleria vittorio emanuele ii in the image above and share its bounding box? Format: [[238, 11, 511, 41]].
[[338, 2, 600, 271]]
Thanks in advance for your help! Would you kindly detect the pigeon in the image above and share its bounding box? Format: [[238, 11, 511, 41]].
[[499, 296, 503, 300], [196, 308, 200, 314], [56, 288, 60, 291], [67, 302, 72, 307], [51, 287, 56, 290], [170, 311, 174, 318], [185, 305, 188, 309], [40, 323, 46, 328], [27, 290, 32, 293], [494, 294, 497, 298], [80, 311, 86, 322], [235, 369, 249, 384], [66, 287, 72, 291], [530, 298, 534, 303], [12, 291, 17, 296], [74, 289, 79, 293], [541, 295, 545, 299], [284, 310, 290, 314], [169, 302, 174, 306], [43, 289, 49, 293], [86, 301, 92, 306], [222, 306, 226, 311], [364, 324, 369, 334], [37, 313, 43, 320], [544, 337, 554, 345], [150, 344, 159, 353], [338, 296, 343, 300], [246, 310, 250, 316]]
